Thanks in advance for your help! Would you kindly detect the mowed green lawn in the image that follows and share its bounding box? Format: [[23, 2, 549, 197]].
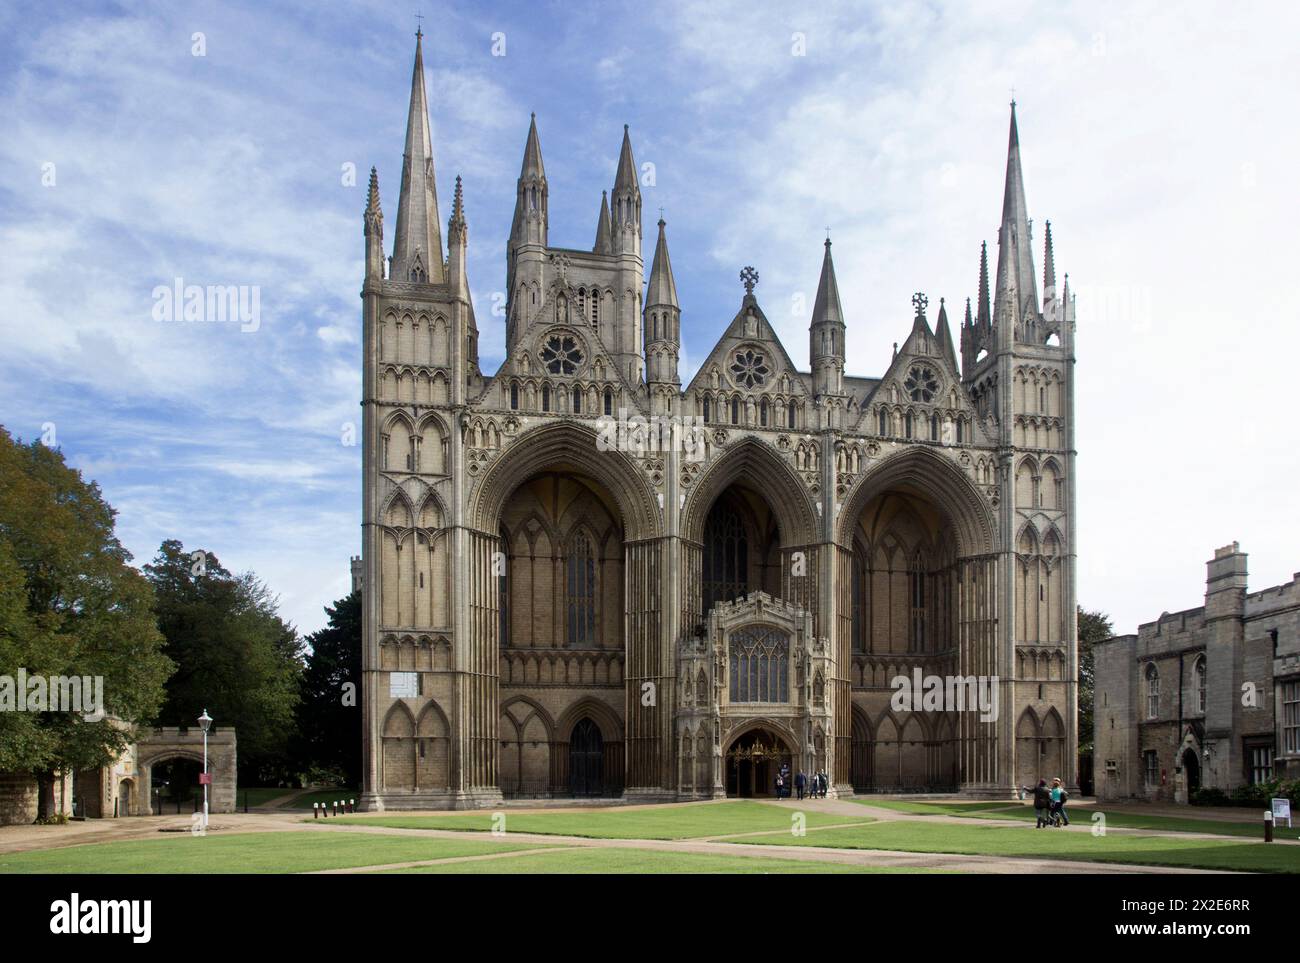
[[331, 800, 870, 840], [733, 819, 1300, 873], [0, 831, 547, 874], [384, 848, 930, 874], [861, 799, 1283, 840]]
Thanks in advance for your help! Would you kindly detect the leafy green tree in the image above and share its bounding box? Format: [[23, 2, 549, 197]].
[[144, 540, 303, 784], [1077, 607, 1114, 753], [0, 428, 172, 814], [293, 591, 362, 787]]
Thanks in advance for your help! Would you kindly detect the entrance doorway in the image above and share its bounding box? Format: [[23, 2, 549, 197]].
[[569, 718, 604, 796], [117, 780, 132, 817], [1182, 748, 1201, 795], [726, 728, 792, 797]]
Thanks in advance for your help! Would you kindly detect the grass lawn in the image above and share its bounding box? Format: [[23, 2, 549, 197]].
[[331, 800, 871, 840], [730, 819, 1300, 873], [0, 831, 546, 874], [385, 847, 934, 874], [861, 799, 1281, 840]]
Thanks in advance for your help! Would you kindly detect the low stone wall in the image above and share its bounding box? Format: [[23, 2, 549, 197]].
[[0, 772, 38, 826]]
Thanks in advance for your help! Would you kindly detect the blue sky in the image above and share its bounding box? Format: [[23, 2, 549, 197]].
[[2, 0, 1297, 636]]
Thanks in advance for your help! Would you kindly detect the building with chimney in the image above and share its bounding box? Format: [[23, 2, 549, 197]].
[[358, 32, 1079, 809], [1094, 544, 1300, 803]]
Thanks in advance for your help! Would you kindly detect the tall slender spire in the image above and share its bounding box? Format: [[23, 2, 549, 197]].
[[1042, 218, 1056, 303], [935, 297, 959, 372], [645, 217, 678, 308], [593, 191, 612, 254], [992, 101, 1038, 326], [364, 166, 384, 281], [520, 112, 545, 180], [610, 125, 641, 255], [510, 113, 548, 249], [811, 238, 844, 325], [977, 240, 991, 329], [391, 30, 445, 284]]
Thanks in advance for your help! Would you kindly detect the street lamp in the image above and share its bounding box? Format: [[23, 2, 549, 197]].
[[198, 709, 212, 832]]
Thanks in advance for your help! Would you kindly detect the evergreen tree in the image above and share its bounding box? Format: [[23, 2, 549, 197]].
[[145, 540, 303, 783], [294, 591, 362, 787], [1077, 607, 1114, 753]]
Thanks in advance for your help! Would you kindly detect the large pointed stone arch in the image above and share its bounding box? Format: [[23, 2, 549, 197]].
[[681, 436, 818, 548], [836, 446, 997, 555], [470, 421, 661, 540]]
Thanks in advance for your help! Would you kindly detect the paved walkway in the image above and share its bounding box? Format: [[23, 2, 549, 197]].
[[2, 796, 1279, 873]]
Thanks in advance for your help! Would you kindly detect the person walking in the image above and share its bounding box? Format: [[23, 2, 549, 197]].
[[1050, 777, 1070, 826], [795, 769, 806, 800], [1021, 779, 1052, 828]]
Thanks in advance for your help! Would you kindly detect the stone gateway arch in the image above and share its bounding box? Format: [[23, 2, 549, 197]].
[[357, 33, 1078, 809]]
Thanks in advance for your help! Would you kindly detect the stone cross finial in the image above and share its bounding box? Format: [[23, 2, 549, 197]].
[[740, 266, 759, 296], [912, 291, 928, 318]]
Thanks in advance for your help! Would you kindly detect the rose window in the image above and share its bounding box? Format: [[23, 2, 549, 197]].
[[904, 365, 939, 402], [541, 335, 583, 375], [730, 348, 769, 389]]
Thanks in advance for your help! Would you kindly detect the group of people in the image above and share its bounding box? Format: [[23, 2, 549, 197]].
[[1020, 777, 1070, 828], [775, 766, 829, 799]]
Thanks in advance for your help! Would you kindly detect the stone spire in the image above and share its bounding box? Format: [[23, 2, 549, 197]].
[[811, 237, 844, 325], [447, 175, 469, 298], [364, 166, 384, 281], [610, 125, 641, 256], [977, 239, 991, 331], [593, 191, 613, 254], [1042, 219, 1056, 306], [935, 297, 959, 373], [992, 101, 1038, 328], [510, 113, 548, 249], [390, 30, 445, 284], [810, 238, 846, 398], [645, 217, 678, 309]]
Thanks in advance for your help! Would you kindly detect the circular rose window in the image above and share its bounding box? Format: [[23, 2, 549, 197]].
[[541, 335, 583, 375], [904, 365, 939, 402], [730, 348, 769, 389]]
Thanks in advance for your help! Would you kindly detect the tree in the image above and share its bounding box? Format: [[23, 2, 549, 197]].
[[1077, 607, 1114, 754], [144, 540, 303, 784], [0, 428, 172, 814], [293, 591, 362, 787]]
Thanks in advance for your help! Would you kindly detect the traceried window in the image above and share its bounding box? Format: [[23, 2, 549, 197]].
[[904, 365, 939, 402], [566, 532, 597, 646], [1195, 656, 1206, 714], [1145, 663, 1160, 719], [1283, 682, 1300, 754], [541, 335, 583, 375], [909, 552, 926, 652], [703, 501, 748, 615], [728, 626, 790, 703], [730, 348, 770, 389]]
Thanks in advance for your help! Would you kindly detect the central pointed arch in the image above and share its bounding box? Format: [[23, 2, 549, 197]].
[[681, 437, 818, 548]]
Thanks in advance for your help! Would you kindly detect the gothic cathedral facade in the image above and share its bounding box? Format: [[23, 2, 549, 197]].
[[359, 33, 1079, 809]]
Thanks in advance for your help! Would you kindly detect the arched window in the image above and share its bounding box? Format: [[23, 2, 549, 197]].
[[930, 414, 939, 441], [566, 532, 597, 646], [909, 551, 926, 652], [497, 525, 510, 648], [956, 418, 964, 444], [510, 382, 519, 410], [760, 398, 769, 426], [904, 411, 914, 439], [878, 408, 888, 436], [702, 396, 711, 423], [591, 292, 599, 326], [728, 626, 789, 703], [573, 390, 582, 414], [603, 388, 613, 416], [788, 400, 796, 428], [730, 397, 739, 424], [851, 545, 868, 653], [703, 500, 748, 615], [1145, 663, 1160, 719], [1196, 656, 1206, 714], [541, 384, 551, 412]]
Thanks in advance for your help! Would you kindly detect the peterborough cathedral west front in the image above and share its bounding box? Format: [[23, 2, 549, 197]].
[[357, 33, 1079, 810]]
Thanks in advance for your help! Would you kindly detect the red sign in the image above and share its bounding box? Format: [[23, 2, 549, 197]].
[[198, 773, 212, 785]]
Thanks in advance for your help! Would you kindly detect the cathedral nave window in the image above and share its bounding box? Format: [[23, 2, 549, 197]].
[[565, 532, 597, 646]]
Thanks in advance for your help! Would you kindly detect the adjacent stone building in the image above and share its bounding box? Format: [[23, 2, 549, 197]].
[[1094, 543, 1300, 803], [359, 32, 1080, 809]]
